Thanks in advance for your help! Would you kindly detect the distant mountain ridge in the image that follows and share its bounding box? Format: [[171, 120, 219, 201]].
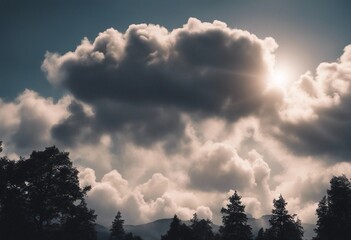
[[96, 215, 315, 240]]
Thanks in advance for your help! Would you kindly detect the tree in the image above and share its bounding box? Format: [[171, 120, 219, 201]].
[[255, 228, 265, 240], [219, 190, 252, 240], [314, 175, 351, 240], [190, 213, 214, 240], [124, 232, 143, 240], [266, 195, 303, 240], [0, 156, 33, 240], [161, 214, 192, 240], [110, 211, 126, 240], [109, 211, 143, 240], [22, 146, 96, 239], [60, 198, 97, 240], [313, 196, 329, 240], [0, 146, 97, 240]]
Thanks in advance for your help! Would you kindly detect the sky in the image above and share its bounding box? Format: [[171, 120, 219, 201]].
[[1, 0, 351, 227]]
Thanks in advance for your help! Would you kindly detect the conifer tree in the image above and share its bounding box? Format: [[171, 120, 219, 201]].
[[314, 175, 351, 240], [313, 196, 329, 240], [266, 195, 303, 240], [110, 211, 126, 240], [161, 214, 192, 240], [190, 213, 214, 240], [219, 190, 252, 240]]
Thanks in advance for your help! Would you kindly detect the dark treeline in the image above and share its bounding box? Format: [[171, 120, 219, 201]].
[[160, 191, 303, 240], [0, 143, 96, 240], [1, 143, 351, 240], [313, 175, 351, 240]]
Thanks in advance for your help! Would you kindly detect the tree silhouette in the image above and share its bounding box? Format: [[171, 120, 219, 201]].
[[110, 211, 126, 240], [219, 190, 252, 240], [161, 214, 192, 240], [314, 175, 351, 240], [0, 146, 97, 240], [190, 213, 214, 240], [0, 155, 32, 240], [124, 232, 143, 240], [266, 195, 303, 240], [109, 211, 143, 240], [60, 198, 97, 240], [313, 196, 329, 240], [255, 228, 265, 240]]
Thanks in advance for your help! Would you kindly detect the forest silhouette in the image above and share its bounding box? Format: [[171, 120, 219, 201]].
[[1, 143, 350, 240]]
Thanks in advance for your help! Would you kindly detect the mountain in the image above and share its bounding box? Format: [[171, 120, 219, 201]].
[[96, 224, 110, 240], [96, 219, 172, 240], [96, 215, 315, 240], [125, 219, 172, 240]]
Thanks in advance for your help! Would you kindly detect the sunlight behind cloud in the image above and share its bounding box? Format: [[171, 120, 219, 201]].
[[268, 68, 291, 90]]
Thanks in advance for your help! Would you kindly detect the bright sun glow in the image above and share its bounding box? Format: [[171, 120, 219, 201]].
[[269, 69, 290, 89]]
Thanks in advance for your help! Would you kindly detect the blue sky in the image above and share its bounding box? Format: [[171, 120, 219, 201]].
[[1, 0, 351, 227]]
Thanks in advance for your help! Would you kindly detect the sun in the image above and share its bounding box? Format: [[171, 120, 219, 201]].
[[268, 68, 290, 90]]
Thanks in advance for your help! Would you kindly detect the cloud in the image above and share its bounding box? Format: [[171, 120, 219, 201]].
[[189, 142, 255, 192], [42, 18, 278, 149], [137, 173, 170, 202], [0, 90, 69, 154], [51, 100, 96, 146], [274, 45, 351, 160], [79, 168, 213, 226], [2, 17, 351, 228]]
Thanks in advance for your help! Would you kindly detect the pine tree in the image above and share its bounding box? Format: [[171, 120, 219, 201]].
[[161, 214, 192, 240], [314, 175, 351, 240], [313, 196, 329, 240], [219, 190, 252, 240], [110, 211, 126, 240], [266, 195, 303, 240], [190, 213, 214, 240]]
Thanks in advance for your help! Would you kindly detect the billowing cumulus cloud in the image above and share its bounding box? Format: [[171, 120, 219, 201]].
[[137, 173, 170, 201], [42, 18, 278, 149], [79, 168, 213, 226], [0, 90, 69, 155], [275, 45, 351, 160], [189, 142, 255, 191]]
